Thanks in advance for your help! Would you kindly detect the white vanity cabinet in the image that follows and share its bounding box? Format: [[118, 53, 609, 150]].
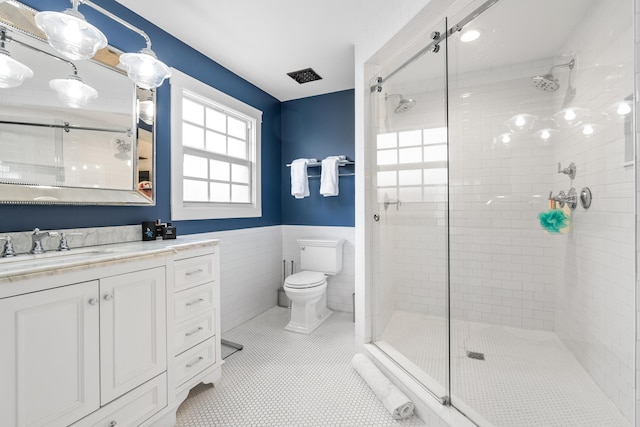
[[0, 238, 222, 427], [0, 281, 101, 427]]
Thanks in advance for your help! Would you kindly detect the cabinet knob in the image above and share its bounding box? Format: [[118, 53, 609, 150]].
[[88, 298, 98, 306], [103, 293, 114, 301]]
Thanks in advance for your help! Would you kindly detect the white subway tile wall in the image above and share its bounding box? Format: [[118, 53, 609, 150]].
[[205, 226, 283, 333], [372, 0, 636, 422], [551, 0, 635, 420], [204, 225, 355, 334], [281, 225, 356, 313]]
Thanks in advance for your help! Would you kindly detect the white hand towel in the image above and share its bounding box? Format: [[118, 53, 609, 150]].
[[290, 158, 310, 199], [320, 156, 340, 197]]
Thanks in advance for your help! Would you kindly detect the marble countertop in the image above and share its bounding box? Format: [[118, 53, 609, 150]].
[[0, 234, 220, 280]]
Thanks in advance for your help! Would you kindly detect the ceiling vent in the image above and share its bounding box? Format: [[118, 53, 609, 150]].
[[287, 68, 322, 84]]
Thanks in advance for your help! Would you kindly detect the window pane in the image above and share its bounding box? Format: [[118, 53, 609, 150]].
[[183, 123, 205, 149], [228, 116, 247, 140], [423, 127, 447, 144], [231, 184, 250, 203], [210, 159, 230, 181], [398, 130, 421, 147], [210, 182, 230, 202], [377, 171, 396, 186], [377, 149, 397, 165], [184, 154, 207, 179], [232, 164, 249, 183], [377, 133, 397, 149], [399, 147, 422, 163], [424, 168, 447, 184], [206, 108, 226, 133], [399, 169, 422, 186], [228, 137, 247, 159], [424, 144, 447, 162], [184, 179, 207, 201], [206, 131, 226, 154], [183, 98, 204, 125]]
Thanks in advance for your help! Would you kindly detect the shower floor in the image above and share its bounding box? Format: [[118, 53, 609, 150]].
[[379, 310, 631, 427]]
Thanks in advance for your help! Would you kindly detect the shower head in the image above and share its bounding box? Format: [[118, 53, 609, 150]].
[[385, 93, 416, 113], [531, 59, 575, 92], [531, 74, 560, 92]]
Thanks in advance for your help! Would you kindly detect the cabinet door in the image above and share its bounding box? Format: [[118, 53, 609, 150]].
[[0, 281, 100, 427], [100, 267, 167, 405]]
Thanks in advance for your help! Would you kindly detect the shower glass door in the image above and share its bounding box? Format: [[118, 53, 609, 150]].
[[447, 0, 635, 425], [369, 19, 450, 402]]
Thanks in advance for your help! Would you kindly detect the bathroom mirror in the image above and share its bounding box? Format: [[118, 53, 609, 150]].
[[0, 0, 155, 205]]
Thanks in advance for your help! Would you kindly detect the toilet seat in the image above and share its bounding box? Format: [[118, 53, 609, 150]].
[[284, 271, 326, 289]]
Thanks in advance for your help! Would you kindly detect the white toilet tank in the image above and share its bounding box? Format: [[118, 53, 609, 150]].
[[297, 239, 344, 275]]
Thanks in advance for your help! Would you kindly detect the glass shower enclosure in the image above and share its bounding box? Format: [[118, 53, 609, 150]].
[[368, 0, 635, 426]]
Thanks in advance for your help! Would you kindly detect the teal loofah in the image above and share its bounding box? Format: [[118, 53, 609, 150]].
[[538, 209, 568, 233]]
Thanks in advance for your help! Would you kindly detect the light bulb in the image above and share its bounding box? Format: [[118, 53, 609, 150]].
[[501, 134, 511, 143], [540, 129, 551, 140], [564, 109, 577, 121], [515, 115, 526, 127], [616, 102, 631, 116], [0, 49, 34, 88], [460, 29, 481, 43], [583, 124, 594, 135]]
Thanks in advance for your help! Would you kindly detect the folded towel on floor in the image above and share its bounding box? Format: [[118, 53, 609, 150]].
[[351, 353, 415, 420], [290, 158, 310, 199], [320, 156, 341, 197]]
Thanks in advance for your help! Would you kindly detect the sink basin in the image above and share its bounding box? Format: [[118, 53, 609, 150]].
[[0, 246, 122, 276], [0, 247, 113, 263]]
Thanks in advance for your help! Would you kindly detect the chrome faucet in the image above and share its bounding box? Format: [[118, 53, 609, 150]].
[[0, 236, 15, 257], [30, 228, 58, 254]]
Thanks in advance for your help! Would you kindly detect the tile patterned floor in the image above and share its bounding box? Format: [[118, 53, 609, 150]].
[[381, 310, 631, 427], [176, 307, 426, 427]]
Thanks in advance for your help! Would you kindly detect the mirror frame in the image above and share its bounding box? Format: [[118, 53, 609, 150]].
[[0, 0, 155, 206]]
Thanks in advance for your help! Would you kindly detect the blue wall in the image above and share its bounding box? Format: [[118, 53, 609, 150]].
[[281, 90, 355, 227], [0, 1, 354, 233]]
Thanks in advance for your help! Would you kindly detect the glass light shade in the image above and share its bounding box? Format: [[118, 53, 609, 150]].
[[505, 113, 537, 133], [119, 48, 171, 89], [49, 74, 98, 108], [138, 99, 154, 125], [35, 8, 107, 60], [0, 48, 34, 88], [552, 107, 589, 128]]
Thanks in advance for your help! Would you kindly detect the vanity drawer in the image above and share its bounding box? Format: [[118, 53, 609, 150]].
[[175, 338, 216, 387], [72, 373, 167, 427], [174, 312, 215, 356], [174, 254, 215, 291], [174, 284, 214, 322]]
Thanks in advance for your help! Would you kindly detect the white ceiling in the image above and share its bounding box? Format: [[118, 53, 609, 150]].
[[114, 0, 400, 102]]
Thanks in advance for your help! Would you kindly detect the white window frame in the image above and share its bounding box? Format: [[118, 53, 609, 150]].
[[170, 68, 262, 220]]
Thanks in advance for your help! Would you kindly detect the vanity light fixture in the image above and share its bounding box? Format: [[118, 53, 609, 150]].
[[34, 0, 107, 61], [2, 26, 98, 108], [49, 73, 97, 108], [0, 29, 33, 88], [35, 0, 171, 89], [505, 113, 537, 133]]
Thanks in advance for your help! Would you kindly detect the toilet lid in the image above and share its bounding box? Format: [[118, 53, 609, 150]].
[[285, 271, 326, 288]]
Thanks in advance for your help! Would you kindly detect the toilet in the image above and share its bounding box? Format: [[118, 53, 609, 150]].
[[283, 239, 344, 334]]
